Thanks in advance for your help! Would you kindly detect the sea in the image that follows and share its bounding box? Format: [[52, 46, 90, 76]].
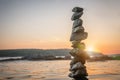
[[0, 58, 120, 80]]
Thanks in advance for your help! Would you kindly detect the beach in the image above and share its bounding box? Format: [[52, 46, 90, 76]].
[[0, 60, 120, 80]]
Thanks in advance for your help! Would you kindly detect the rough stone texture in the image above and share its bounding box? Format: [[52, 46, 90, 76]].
[[70, 57, 85, 66], [73, 69, 88, 76], [70, 62, 84, 71], [73, 26, 84, 33], [69, 48, 86, 57], [69, 48, 80, 56], [72, 7, 83, 12], [70, 32, 88, 41], [73, 19, 83, 28], [71, 12, 83, 20], [70, 52, 88, 65], [71, 42, 85, 49], [69, 68, 88, 78]]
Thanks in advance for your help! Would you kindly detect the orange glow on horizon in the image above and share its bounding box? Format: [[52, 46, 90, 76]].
[[1, 40, 119, 54]]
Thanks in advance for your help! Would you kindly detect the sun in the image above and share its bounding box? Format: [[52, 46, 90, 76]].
[[86, 45, 101, 52], [86, 46, 94, 52]]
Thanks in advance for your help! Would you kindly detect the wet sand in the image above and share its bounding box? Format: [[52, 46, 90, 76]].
[[0, 60, 120, 80]]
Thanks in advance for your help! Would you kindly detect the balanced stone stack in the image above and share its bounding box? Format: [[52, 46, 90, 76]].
[[69, 7, 89, 80]]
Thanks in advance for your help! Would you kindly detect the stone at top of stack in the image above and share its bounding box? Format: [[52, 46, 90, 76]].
[[70, 7, 88, 42], [72, 7, 83, 12]]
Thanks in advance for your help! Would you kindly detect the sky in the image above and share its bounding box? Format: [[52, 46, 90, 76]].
[[0, 0, 120, 54]]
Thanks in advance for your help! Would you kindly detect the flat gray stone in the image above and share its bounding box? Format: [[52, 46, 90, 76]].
[[73, 69, 88, 77], [72, 7, 83, 12], [71, 12, 83, 20], [73, 19, 83, 28], [70, 56, 86, 65], [73, 26, 84, 33], [70, 32, 88, 41], [69, 69, 88, 78], [69, 48, 80, 56], [70, 62, 84, 71], [70, 48, 87, 57], [71, 42, 85, 49]]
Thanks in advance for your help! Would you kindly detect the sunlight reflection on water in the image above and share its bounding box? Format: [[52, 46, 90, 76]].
[[0, 60, 120, 80]]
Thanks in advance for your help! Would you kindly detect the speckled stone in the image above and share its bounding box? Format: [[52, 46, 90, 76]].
[[71, 12, 83, 20]]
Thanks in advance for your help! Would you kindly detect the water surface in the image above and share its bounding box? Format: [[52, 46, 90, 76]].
[[0, 60, 120, 80]]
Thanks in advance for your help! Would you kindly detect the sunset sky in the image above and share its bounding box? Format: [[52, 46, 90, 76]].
[[0, 0, 120, 54]]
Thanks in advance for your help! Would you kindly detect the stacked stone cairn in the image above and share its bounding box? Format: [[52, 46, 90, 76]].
[[69, 7, 89, 80]]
